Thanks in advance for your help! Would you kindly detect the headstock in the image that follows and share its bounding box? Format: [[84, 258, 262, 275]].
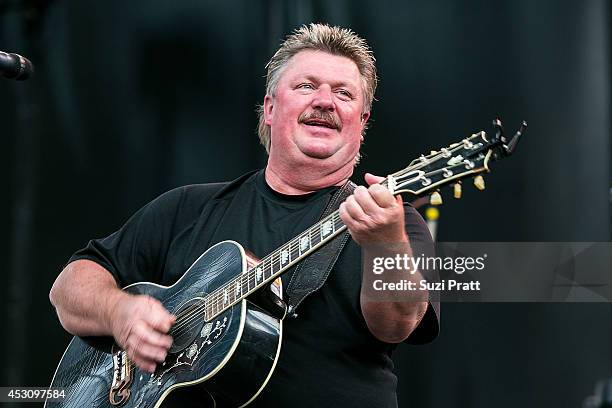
[[383, 118, 526, 203]]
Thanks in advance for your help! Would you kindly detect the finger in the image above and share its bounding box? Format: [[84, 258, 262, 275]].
[[364, 172, 385, 186], [131, 354, 157, 373], [134, 342, 168, 363], [339, 203, 360, 238], [146, 330, 174, 349], [368, 184, 396, 208], [145, 298, 176, 333], [126, 321, 169, 357], [396, 195, 404, 207], [148, 313, 174, 334], [352, 186, 379, 215], [344, 195, 368, 224]]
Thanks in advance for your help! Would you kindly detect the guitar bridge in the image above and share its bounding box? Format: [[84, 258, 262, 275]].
[[109, 347, 133, 406]]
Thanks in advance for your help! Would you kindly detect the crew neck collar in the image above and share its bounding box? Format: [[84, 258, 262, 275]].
[[255, 168, 338, 204]]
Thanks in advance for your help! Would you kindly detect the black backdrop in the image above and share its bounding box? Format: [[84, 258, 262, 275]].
[[1, 1, 611, 407]]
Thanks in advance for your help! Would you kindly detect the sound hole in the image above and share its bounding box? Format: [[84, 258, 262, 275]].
[[169, 298, 206, 353]]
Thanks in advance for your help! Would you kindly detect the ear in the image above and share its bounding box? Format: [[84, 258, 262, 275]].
[[263, 95, 274, 125], [360, 111, 370, 125]]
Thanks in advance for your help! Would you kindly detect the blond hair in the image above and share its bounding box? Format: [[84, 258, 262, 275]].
[[257, 23, 377, 153]]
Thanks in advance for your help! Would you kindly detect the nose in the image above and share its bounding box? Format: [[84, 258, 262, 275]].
[[312, 84, 334, 111]]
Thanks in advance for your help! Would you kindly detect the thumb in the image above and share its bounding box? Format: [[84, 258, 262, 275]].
[[364, 172, 385, 186]]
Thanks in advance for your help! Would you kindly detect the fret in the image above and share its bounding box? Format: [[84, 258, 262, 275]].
[[308, 226, 313, 251], [269, 255, 276, 278], [241, 275, 247, 296], [268, 255, 275, 277], [277, 249, 283, 270], [291, 240, 300, 261], [310, 225, 320, 247], [333, 213, 343, 231], [263, 257, 270, 280], [273, 255, 279, 277], [292, 238, 299, 256]]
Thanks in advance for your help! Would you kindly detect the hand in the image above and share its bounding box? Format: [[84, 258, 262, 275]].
[[108, 293, 175, 373], [339, 173, 408, 246]]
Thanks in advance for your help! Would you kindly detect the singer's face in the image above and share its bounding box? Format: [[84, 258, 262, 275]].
[[263, 50, 369, 168]]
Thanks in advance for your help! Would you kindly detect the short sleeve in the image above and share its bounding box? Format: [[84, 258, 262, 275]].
[[403, 204, 440, 345]]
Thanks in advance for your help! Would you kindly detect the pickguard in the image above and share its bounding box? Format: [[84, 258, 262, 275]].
[[156, 316, 228, 380], [127, 313, 232, 408]]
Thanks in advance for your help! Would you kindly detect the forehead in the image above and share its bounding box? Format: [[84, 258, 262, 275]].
[[279, 50, 362, 89]]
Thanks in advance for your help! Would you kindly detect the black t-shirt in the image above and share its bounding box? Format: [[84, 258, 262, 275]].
[[69, 169, 439, 408]]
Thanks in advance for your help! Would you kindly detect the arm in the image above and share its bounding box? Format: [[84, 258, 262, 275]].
[[339, 173, 428, 343], [50, 259, 126, 336], [50, 259, 175, 372]]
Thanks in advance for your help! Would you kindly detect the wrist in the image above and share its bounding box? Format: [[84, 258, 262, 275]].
[[104, 289, 129, 334]]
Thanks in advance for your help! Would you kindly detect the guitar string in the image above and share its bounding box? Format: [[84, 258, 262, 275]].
[[167, 148, 481, 337], [168, 157, 480, 338]]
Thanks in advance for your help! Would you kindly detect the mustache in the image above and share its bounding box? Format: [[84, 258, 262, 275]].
[[298, 110, 342, 131]]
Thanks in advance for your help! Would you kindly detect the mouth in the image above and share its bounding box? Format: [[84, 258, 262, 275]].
[[303, 120, 336, 129]]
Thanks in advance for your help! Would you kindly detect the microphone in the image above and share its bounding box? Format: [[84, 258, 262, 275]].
[[0, 51, 34, 80]]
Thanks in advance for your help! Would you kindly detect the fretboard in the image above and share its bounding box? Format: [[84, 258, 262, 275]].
[[204, 210, 346, 319]]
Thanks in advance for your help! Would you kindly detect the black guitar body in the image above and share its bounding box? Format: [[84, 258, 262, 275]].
[[46, 241, 284, 408]]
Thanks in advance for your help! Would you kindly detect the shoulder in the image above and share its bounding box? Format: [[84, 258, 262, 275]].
[[168, 182, 230, 205], [144, 170, 261, 218], [143, 182, 228, 213]]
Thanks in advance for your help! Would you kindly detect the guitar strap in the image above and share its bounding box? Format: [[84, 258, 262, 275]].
[[285, 180, 356, 317]]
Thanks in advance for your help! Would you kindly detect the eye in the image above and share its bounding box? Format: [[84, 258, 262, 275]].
[[297, 83, 314, 90], [335, 89, 353, 100]]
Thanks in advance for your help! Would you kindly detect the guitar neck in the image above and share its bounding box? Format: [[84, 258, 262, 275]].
[[202, 120, 526, 321]]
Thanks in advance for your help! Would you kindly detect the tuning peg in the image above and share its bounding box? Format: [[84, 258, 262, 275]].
[[430, 150, 438, 155], [430, 191, 443, 205], [474, 175, 485, 190], [453, 182, 462, 199]]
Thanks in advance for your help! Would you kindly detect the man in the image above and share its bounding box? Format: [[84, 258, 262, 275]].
[[50, 23, 439, 407]]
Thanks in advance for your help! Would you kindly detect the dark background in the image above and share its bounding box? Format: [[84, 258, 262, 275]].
[[2, 0, 611, 407]]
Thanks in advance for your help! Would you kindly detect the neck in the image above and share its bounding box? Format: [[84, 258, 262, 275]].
[[265, 159, 353, 194]]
